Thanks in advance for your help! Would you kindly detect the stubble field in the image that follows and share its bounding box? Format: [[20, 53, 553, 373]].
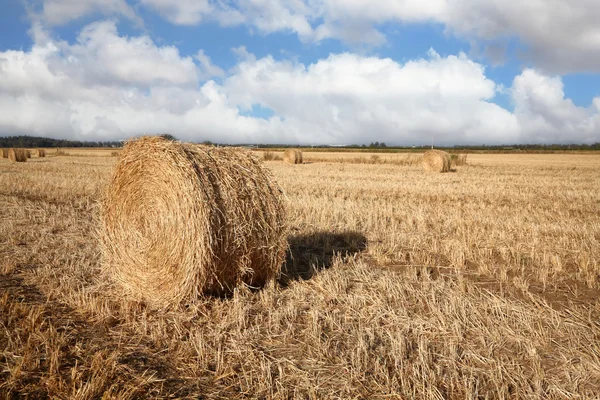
[[1, 150, 600, 399]]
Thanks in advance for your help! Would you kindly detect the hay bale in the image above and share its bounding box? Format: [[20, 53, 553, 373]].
[[8, 149, 27, 162], [284, 149, 303, 164], [1, 148, 8, 158], [99, 136, 288, 307], [38, 149, 46, 158], [422, 150, 451, 172], [25, 150, 31, 159]]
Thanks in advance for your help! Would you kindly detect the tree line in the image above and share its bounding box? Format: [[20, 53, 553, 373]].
[[0, 135, 123, 148], [1, 135, 599, 151]]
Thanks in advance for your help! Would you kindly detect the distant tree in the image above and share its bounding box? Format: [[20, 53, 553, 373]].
[[160, 134, 177, 141]]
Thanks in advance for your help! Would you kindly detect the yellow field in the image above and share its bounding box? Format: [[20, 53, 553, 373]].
[[1, 150, 600, 398]]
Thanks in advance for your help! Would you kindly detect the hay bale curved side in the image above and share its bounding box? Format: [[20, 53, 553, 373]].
[[283, 149, 297, 164], [284, 149, 303, 164], [8, 149, 27, 162], [422, 150, 451, 172], [99, 136, 288, 306], [1, 148, 8, 158]]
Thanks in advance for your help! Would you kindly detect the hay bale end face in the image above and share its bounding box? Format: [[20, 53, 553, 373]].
[[99, 136, 288, 307], [284, 149, 303, 164], [422, 150, 451, 173], [8, 149, 27, 162]]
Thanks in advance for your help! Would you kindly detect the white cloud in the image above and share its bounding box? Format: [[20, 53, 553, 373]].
[[41, 0, 140, 25], [195, 50, 225, 79], [133, 0, 600, 73], [0, 22, 283, 142], [511, 69, 600, 143], [60, 21, 198, 87], [224, 50, 521, 145], [0, 21, 598, 145], [138, 0, 214, 25], [441, 0, 600, 73]]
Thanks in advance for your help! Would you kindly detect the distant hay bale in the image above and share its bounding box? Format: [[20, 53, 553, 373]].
[[25, 150, 31, 159], [284, 149, 303, 164], [99, 136, 288, 307], [38, 149, 46, 158], [8, 148, 27, 162], [1, 148, 8, 158], [422, 150, 451, 173]]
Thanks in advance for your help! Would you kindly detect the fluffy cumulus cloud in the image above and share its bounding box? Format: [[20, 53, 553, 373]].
[[225, 50, 520, 145], [0, 19, 598, 144], [512, 69, 600, 143], [0, 23, 285, 142]]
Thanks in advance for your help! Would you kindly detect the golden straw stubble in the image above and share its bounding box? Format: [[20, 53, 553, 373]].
[[422, 149, 451, 172], [99, 136, 289, 307]]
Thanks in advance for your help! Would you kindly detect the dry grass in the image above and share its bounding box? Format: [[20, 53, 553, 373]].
[[450, 153, 467, 167], [99, 136, 288, 307], [423, 149, 451, 172], [262, 150, 282, 161], [1, 150, 600, 398]]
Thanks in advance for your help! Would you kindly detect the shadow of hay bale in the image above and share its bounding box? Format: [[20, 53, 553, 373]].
[[280, 231, 367, 285]]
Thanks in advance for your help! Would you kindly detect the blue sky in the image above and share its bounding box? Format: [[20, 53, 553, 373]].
[[0, 0, 599, 145]]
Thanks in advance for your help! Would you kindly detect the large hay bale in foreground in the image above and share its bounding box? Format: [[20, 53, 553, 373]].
[[99, 136, 288, 307], [284, 149, 303, 164], [8, 149, 27, 162], [422, 150, 451, 173]]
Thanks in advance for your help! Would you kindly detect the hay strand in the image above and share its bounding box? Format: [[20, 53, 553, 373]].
[[8, 149, 27, 162], [422, 150, 451, 173], [99, 136, 288, 307], [284, 149, 303, 164]]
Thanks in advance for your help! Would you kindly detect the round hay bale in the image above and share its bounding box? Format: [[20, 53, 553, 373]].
[[1, 148, 8, 158], [99, 136, 289, 307], [422, 150, 451, 173], [25, 150, 31, 159], [8, 149, 27, 162], [284, 149, 303, 164], [38, 149, 46, 158]]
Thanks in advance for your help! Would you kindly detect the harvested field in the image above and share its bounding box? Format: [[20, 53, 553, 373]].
[[1, 150, 600, 398]]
